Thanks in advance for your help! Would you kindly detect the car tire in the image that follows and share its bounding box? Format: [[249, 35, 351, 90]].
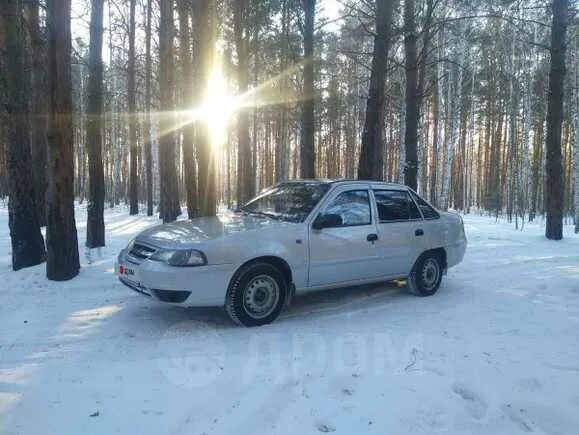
[[407, 251, 443, 297], [225, 262, 287, 327]]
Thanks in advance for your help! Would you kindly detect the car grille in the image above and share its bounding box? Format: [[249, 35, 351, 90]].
[[126, 243, 156, 264]]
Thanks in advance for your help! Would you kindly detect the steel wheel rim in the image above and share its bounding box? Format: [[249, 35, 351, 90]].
[[242, 275, 280, 319], [421, 258, 440, 291]]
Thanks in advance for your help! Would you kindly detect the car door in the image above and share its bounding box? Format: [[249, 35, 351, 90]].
[[408, 189, 442, 250], [372, 189, 426, 276], [308, 187, 383, 287]]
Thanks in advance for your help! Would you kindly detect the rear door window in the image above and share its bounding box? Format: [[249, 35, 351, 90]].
[[374, 190, 422, 222], [409, 191, 440, 219]]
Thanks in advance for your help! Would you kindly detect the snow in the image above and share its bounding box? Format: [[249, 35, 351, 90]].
[[1, 205, 579, 435]]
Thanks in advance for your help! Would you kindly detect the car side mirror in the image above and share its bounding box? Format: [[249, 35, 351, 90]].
[[312, 213, 343, 230]]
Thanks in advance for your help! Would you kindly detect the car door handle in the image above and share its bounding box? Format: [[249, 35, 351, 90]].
[[415, 229, 424, 237], [367, 233, 378, 242]]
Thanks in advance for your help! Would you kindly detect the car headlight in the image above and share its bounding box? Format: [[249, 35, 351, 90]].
[[150, 249, 207, 267]]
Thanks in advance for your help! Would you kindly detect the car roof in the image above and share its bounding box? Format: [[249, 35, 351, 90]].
[[280, 179, 408, 191]]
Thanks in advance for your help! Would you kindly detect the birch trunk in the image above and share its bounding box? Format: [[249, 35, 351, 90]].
[[439, 55, 463, 210]]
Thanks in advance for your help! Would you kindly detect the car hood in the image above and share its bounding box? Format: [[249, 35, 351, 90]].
[[135, 212, 290, 249]]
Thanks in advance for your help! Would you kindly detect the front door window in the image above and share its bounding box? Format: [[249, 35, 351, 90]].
[[324, 190, 372, 226]]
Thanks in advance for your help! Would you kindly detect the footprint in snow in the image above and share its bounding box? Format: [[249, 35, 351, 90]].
[[452, 382, 488, 420], [503, 404, 534, 432], [317, 423, 336, 433]]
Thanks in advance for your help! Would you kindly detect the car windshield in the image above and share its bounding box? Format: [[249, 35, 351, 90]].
[[240, 182, 330, 223]]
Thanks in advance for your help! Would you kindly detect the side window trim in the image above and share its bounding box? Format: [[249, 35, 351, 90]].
[[408, 189, 440, 220], [372, 189, 423, 223], [320, 189, 373, 228], [407, 189, 425, 221]]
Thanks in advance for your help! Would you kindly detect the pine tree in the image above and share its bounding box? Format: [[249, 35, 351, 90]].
[[45, 0, 80, 280], [234, 0, 253, 205], [144, 0, 154, 217], [177, 0, 197, 218], [2, 0, 46, 271], [544, 0, 568, 240], [403, 0, 418, 190], [194, 0, 217, 216], [86, 0, 105, 248], [158, 0, 181, 222], [300, 0, 316, 179], [23, 0, 48, 227], [128, 0, 138, 215], [358, 0, 395, 181]]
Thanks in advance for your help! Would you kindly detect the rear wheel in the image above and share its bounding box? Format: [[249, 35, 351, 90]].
[[225, 262, 287, 327], [407, 252, 443, 297]]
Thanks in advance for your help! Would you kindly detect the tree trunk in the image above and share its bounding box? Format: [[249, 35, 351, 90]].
[[300, 0, 316, 179], [23, 0, 48, 227], [275, 0, 290, 183], [193, 0, 216, 216], [358, 0, 394, 180], [398, 94, 406, 183], [403, 0, 418, 189], [2, 0, 46, 270], [128, 0, 138, 215], [158, 0, 181, 222], [85, 0, 105, 248], [144, 0, 153, 216], [544, 0, 568, 240], [573, 114, 578, 232], [416, 0, 435, 196], [521, 70, 532, 223], [430, 64, 440, 204], [234, 0, 252, 205], [46, 0, 80, 280], [439, 58, 463, 210], [572, 39, 579, 233], [177, 0, 197, 218]]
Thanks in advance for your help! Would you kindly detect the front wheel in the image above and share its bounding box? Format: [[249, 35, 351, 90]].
[[225, 262, 287, 327], [407, 252, 443, 297]]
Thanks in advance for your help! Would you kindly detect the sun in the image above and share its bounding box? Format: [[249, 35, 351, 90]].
[[181, 46, 299, 151], [199, 59, 235, 149]]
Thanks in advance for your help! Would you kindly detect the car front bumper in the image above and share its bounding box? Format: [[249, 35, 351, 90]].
[[115, 250, 234, 307]]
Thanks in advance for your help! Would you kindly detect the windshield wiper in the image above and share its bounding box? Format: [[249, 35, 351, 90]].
[[243, 210, 281, 220]]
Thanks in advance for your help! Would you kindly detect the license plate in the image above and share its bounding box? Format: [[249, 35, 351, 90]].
[[118, 264, 136, 278]]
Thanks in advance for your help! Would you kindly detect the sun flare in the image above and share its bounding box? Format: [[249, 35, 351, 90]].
[[199, 59, 235, 150], [176, 52, 304, 153]]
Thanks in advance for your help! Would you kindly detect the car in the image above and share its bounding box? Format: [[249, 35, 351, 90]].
[[116, 180, 467, 326]]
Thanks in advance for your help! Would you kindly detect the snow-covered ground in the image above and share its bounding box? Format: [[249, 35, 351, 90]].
[[1, 204, 578, 435]]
